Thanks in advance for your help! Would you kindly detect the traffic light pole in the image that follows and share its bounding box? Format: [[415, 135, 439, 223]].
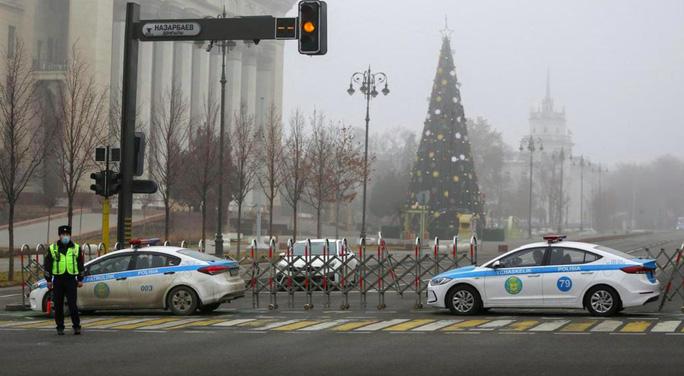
[[103, 146, 110, 253], [116, 1, 325, 247], [117, 3, 140, 247]]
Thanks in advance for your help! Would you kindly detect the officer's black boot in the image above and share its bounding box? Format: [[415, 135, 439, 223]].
[[73, 326, 81, 335], [57, 328, 65, 336]]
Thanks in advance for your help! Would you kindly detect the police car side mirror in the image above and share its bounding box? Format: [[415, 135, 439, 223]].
[[491, 260, 502, 269]]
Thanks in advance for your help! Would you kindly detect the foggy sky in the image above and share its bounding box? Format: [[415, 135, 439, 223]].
[[281, 0, 684, 165]]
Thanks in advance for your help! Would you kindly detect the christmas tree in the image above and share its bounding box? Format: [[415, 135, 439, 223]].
[[406, 30, 483, 239]]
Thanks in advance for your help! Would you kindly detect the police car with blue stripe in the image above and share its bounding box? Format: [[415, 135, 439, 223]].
[[427, 235, 660, 316], [30, 239, 245, 315]]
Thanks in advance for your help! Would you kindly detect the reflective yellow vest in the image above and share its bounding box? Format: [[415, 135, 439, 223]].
[[50, 243, 80, 275]]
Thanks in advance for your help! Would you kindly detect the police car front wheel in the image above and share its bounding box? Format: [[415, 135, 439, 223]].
[[446, 285, 482, 315]]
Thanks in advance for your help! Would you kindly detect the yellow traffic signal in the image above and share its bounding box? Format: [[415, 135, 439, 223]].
[[303, 21, 315, 33]]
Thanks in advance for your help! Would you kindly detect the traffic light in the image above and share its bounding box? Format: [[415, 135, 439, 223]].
[[298, 1, 327, 55], [108, 171, 122, 196], [90, 171, 106, 197]]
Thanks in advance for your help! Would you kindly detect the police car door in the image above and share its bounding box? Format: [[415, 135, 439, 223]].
[[542, 247, 600, 307], [80, 253, 134, 309], [128, 252, 181, 309], [484, 247, 547, 307]]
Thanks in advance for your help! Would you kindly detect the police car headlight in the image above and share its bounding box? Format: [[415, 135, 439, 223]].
[[430, 277, 452, 286]]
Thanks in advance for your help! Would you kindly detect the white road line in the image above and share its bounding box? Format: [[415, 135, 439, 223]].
[[354, 319, 409, 331], [412, 320, 462, 332], [529, 320, 570, 332], [138, 318, 202, 330], [299, 320, 350, 331], [212, 319, 256, 327], [475, 320, 514, 330], [253, 320, 302, 331], [651, 320, 681, 333], [591, 320, 623, 332], [89, 318, 150, 329]]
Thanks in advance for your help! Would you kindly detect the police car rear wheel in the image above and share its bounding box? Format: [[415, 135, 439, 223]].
[[168, 286, 198, 315], [586, 286, 621, 316], [446, 285, 482, 315]]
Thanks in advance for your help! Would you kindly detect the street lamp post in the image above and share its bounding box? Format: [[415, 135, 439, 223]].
[[571, 155, 590, 232], [520, 136, 543, 238], [552, 148, 567, 234], [202, 7, 234, 257], [346, 66, 389, 243]]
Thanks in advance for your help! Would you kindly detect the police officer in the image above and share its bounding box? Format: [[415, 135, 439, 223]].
[[44, 225, 84, 335]]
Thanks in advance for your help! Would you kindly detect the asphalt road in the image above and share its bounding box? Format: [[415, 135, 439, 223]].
[[1, 325, 683, 376]]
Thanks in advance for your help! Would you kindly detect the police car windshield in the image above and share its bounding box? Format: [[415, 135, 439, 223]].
[[177, 249, 225, 262], [594, 245, 635, 259], [292, 242, 337, 256]]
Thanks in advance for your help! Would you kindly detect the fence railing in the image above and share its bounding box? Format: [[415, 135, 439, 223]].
[[235, 235, 475, 310]]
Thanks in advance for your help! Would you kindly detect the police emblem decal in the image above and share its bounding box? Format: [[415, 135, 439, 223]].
[[94, 282, 110, 298], [504, 276, 523, 295]]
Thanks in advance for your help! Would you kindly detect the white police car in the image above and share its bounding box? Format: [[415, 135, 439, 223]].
[[30, 241, 245, 315], [427, 235, 660, 316]]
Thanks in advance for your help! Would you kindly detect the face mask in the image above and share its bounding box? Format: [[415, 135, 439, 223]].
[[61, 236, 70, 245]]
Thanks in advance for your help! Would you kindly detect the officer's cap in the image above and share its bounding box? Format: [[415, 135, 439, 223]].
[[58, 225, 72, 235]]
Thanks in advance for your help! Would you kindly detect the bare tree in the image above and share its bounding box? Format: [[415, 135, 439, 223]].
[[0, 40, 43, 279], [281, 109, 309, 240], [330, 123, 365, 238], [149, 85, 189, 240], [257, 103, 284, 238], [303, 111, 334, 238], [55, 45, 107, 226], [231, 104, 258, 258], [179, 101, 219, 251]]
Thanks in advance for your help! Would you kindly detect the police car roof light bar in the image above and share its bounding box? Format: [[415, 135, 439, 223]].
[[129, 238, 161, 248], [543, 234, 567, 244]]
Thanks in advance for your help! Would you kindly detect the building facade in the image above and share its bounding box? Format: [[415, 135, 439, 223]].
[[505, 72, 598, 233], [0, 0, 294, 198]]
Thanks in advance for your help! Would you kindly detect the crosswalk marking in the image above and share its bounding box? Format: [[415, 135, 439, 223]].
[[355, 319, 409, 331], [169, 319, 228, 330], [299, 320, 350, 331], [530, 320, 570, 332], [332, 320, 378, 332], [620, 321, 652, 333], [2, 315, 682, 334], [111, 318, 179, 330], [254, 320, 302, 331], [475, 320, 515, 330], [15, 320, 60, 329], [238, 319, 275, 328], [0, 320, 49, 328], [560, 321, 596, 332], [503, 320, 539, 331], [139, 318, 203, 330], [591, 320, 623, 332], [88, 318, 146, 329], [273, 320, 319, 331], [411, 320, 462, 331], [385, 319, 435, 331], [650, 321, 681, 332], [213, 319, 256, 327], [443, 320, 490, 331]]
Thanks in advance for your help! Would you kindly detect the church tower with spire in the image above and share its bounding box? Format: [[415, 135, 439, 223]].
[[405, 26, 483, 238], [529, 70, 573, 154]]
